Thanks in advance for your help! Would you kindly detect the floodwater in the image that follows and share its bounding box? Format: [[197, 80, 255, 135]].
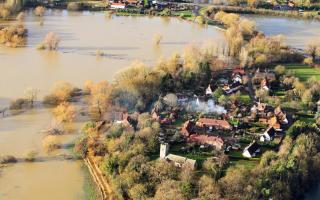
[[0, 9, 225, 102], [242, 14, 320, 49], [0, 9, 224, 200]]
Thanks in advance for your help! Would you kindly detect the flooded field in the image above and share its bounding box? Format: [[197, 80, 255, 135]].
[[242, 14, 320, 49], [0, 9, 225, 103]]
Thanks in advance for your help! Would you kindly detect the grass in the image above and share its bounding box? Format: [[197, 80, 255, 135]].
[[295, 112, 316, 123], [82, 163, 101, 200], [239, 94, 251, 105], [229, 159, 259, 170], [283, 64, 320, 82]]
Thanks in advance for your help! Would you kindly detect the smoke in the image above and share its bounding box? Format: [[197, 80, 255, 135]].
[[185, 98, 227, 114]]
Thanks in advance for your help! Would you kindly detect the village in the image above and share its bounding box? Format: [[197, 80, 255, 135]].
[[90, 64, 297, 172]]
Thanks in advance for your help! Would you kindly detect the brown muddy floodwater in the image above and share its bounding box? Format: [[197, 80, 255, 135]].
[[0, 9, 224, 200]]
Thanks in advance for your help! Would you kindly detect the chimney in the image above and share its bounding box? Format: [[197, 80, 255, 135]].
[[160, 143, 169, 159]]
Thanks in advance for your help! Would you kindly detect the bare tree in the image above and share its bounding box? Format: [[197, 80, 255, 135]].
[[24, 87, 39, 107]]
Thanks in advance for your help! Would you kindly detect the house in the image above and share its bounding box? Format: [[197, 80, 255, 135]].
[[242, 141, 260, 158], [256, 102, 267, 112], [110, 3, 126, 9], [125, 0, 139, 5], [233, 74, 242, 84], [274, 106, 288, 124], [205, 84, 213, 96], [253, 70, 276, 85], [232, 68, 245, 76], [260, 126, 276, 142], [268, 116, 281, 130], [261, 78, 269, 91], [223, 81, 242, 95], [104, 111, 124, 123], [188, 134, 224, 150], [317, 99, 320, 113], [160, 143, 196, 170], [196, 118, 232, 130]]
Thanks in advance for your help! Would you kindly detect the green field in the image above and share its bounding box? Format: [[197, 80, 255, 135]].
[[283, 64, 320, 82]]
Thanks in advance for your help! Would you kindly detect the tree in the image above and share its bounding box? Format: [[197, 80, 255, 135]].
[[154, 180, 186, 200], [16, 12, 25, 22], [129, 184, 148, 200], [53, 102, 76, 123], [53, 81, 73, 102], [88, 81, 111, 120], [239, 19, 256, 37], [24, 87, 39, 107], [42, 32, 60, 50], [247, 0, 261, 8], [306, 43, 319, 61], [163, 93, 178, 108], [34, 6, 46, 17], [0, 7, 10, 19], [198, 175, 221, 200], [42, 135, 60, 152], [153, 33, 163, 45], [203, 158, 221, 180], [115, 61, 161, 102], [225, 25, 244, 57], [274, 65, 286, 76]]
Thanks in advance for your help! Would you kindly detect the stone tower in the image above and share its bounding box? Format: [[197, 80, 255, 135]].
[[160, 143, 169, 159]]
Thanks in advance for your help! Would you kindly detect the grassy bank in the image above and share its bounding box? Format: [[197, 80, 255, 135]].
[[81, 163, 102, 200], [205, 5, 320, 21]]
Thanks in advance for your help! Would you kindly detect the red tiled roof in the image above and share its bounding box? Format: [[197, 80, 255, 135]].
[[197, 118, 232, 130], [188, 134, 224, 150], [111, 3, 126, 6]]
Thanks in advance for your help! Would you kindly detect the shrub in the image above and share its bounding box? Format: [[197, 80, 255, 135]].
[[153, 33, 163, 45], [195, 16, 205, 24], [0, 155, 17, 164], [0, 24, 27, 47], [304, 57, 314, 66], [67, 2, 81, 11], [44, 32, 60, 50], [0, 7, 10, 19], [16, 12, 25, 21], [52, 102, 76, 123], [274, 65, 286, 75], [42, 135, 60, 152], [74, 136, 88, 158], [9, 98, 27, 110], [25, 150, 38, 162]]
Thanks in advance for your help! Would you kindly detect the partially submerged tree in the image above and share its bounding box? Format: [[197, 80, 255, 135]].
[[34, 6, 46, 17], [153, 33, 163, 45], [42, 135, 60, 152], [24, 87, 39, 107], [53, 102, 76, 123], [38, 32, 60, 50]]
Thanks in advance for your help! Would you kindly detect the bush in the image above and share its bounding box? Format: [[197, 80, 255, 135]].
[[67, 2, 81, 11], [74, 136, 88, 158], [195, 16, 205, 24], [0, 7, 11, 19], [42, 135, 60, 152], [0, 24, 28, 47], [274, 65, 286, 75], [25, 150, 38, 162], [304, 57, 314, 66], [9, 98, 27, 110], [0, 155, 17, 164]]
